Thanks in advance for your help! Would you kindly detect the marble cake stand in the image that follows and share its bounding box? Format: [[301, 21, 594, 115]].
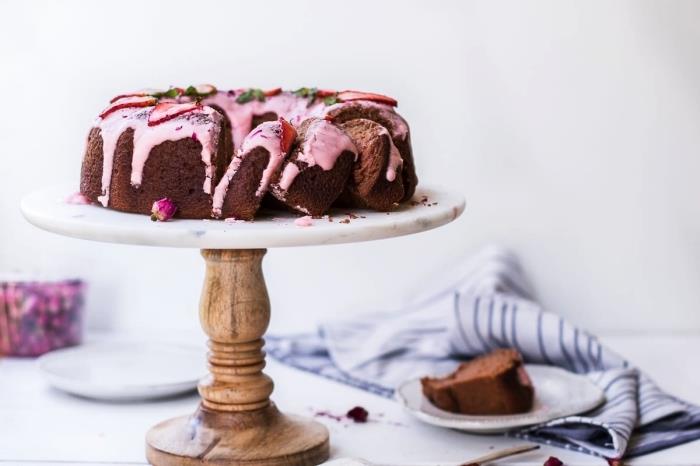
[[21, 185, 465, 466]]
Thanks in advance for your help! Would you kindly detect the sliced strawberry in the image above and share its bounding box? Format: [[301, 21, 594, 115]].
[[147, 102, 201, 127], [109, 89, 165, 104], [99, 96, 157, 119], [279, 117, 297, 153], [110, 92, 148, 104], [337, 90, 397, 107], [264, 87, 282, 97], [315, 89, 337, 98]]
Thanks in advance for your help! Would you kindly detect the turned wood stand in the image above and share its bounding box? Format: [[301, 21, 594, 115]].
[[146, 249, 328, 465], [21, 185, 465, 466]]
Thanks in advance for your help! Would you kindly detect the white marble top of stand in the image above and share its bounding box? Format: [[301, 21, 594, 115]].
[[21, 185, 465, 249]]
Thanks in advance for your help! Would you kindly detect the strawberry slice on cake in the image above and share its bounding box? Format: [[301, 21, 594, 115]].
[[147, 102, 202, 127], [99, 95, 157, 119]]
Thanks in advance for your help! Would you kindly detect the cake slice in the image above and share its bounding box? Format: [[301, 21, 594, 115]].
[[336, 118, 405, 211], [212, 117, 296, 220], [270, 118, 357, 216], [323, 99, 418, 201], [420, 348, 534, 415]]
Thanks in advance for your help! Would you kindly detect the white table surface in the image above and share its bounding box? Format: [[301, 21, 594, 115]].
[[1, 333, 699, 466]]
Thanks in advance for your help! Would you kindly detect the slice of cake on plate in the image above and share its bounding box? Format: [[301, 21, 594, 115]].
[[421, 348, 535, 415]]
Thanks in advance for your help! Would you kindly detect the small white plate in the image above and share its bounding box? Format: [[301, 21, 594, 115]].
[[396, 364, 605, 433], [38, 342, 205, 401]]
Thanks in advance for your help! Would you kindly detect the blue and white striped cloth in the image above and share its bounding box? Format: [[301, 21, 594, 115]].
[[267, 247, 700, 460]]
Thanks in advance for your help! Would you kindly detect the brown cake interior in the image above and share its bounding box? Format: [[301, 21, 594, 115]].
[[421, 348, 534, 415], [337, 118, 404, 211]]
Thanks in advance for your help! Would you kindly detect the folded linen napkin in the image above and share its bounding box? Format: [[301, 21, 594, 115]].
[[267, 247, 700, 460]]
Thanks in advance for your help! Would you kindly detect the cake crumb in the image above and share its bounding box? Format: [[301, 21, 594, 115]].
[[65, 192, 91, 205], [294, 216, 314, 227], [339, 219, 350, 224]]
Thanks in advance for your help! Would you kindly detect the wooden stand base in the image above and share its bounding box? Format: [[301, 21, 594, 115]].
[[146, 249, 329, 466], [146, 403, 329, 466]]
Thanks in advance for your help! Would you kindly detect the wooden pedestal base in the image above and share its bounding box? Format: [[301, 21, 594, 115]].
[[146, 403, 329, 466], [146, 249, 329, 466]]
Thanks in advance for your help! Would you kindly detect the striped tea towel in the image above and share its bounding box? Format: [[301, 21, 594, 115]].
[[267, 246, 700, 460]]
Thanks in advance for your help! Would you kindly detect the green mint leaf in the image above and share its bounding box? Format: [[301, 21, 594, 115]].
[[236, 88, 266, 104], [157, 88, 180, 99], [236, 89, 254, 103], [306, 87, 319, 107], [323, 95, 338, 105]]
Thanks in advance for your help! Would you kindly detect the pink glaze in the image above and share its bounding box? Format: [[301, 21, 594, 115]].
[[203, 91, 320, 152], [294, 215, 314, 227], [211, 120, 288, 217], [379, 126, 404, 182], [277, 119, 357, 192], [93, 105, 221, 207], [65, 192, 91, 205]]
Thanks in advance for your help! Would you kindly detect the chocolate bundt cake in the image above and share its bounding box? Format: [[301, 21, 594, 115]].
[[80, 85, 419, 220], [421, 348, 535, 415]]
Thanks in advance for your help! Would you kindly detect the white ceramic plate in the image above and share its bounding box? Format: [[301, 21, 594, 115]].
[[396, 364, 605, 433], [37, 342, 205, 401]]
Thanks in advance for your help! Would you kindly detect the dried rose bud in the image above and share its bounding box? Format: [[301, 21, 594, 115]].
[[151, 198, 177, 222], [544, 457, 563, 466], [346, 406, 368, 423]]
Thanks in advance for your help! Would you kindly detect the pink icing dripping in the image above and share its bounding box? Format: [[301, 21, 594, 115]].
[[380, 126, 404, 182], [94, 106, 221, 207], [277, 119, 357, 192], [211, 120, 287, 217]]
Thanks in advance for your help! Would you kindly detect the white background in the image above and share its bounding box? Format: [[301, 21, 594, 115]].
[[1, 0, 699, 336]]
